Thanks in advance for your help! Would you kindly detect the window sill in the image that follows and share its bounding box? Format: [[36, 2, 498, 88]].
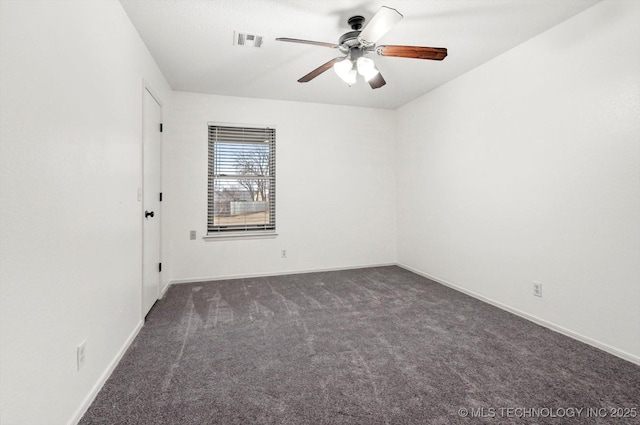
[[203, 231, 278, 241]]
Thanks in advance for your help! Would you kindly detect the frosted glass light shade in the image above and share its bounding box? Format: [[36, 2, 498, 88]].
[[334, 59, 353, 79], [356, 57, 379, 82], [334, 58, 357, 85]]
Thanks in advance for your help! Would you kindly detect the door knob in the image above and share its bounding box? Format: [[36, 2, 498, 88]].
[[145, 210, 155, 218]]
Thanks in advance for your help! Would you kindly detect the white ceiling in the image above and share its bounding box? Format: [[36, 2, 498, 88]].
[[119, 0, 601, 109]]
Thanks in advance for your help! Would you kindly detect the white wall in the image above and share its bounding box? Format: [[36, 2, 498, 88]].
[[0, 1, 170, 424], [396, 0, 640, 362], [163, 92, 397, 284]]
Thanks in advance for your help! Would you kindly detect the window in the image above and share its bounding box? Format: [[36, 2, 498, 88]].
[[208, 125, 276, 234]]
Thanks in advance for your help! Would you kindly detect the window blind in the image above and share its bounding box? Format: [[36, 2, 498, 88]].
[[207, 125, 276, 233]]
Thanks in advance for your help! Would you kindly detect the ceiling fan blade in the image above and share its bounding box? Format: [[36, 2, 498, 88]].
[[357, 6, 403, 46], [298, 57, 343, 83], [376, 45, 448, 60], [276, 37, 339, 49], [368, 72, 386, 89]]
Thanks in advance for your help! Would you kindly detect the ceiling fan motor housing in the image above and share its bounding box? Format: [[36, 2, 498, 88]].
[[339, 15, 380, 54], [338, 30, 362, 52]]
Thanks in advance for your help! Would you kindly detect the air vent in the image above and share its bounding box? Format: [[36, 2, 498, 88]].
[[234, 32, 263, 48]]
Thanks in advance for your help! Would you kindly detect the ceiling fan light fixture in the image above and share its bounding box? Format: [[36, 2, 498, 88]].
[[356, 56, 379, 82], [345, 69, 357, 85], [333, 58, 356, 85]]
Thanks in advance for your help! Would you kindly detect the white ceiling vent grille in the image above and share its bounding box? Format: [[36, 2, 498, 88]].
[[234, 32, 263, 48]]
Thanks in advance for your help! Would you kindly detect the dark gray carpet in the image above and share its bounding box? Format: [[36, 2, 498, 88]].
[[80, 266, 640, 424]]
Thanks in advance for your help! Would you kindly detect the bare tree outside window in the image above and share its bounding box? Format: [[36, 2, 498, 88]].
[[235, 145, 269, 202]]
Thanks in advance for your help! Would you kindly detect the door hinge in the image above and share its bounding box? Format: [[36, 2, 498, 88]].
[[159, 123, 163, 132], [159, 192, 163, 202], [158, 262, 162, 272]]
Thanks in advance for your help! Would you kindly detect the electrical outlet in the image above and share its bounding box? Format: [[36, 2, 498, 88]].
[[77, 341, 86, 370], [533, 282, 543, 298], [281, 250, 287, 258], [190, 230, 196, 240]]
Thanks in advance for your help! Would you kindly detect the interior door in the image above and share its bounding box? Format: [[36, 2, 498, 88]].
[[142, 88, 162, 317]]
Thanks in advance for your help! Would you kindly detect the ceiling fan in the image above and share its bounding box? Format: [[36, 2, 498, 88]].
[[276, 6, 447, 89]]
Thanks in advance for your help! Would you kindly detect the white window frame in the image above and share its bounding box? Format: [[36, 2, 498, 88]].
[[205, 123, 276, 240]]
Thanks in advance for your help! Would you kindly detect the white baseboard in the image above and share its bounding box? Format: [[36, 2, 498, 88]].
[[68, 320, 144, 425], [160, 281, 171, 298], [397, 263, 640, 366], [168, 262, 397, 286]]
